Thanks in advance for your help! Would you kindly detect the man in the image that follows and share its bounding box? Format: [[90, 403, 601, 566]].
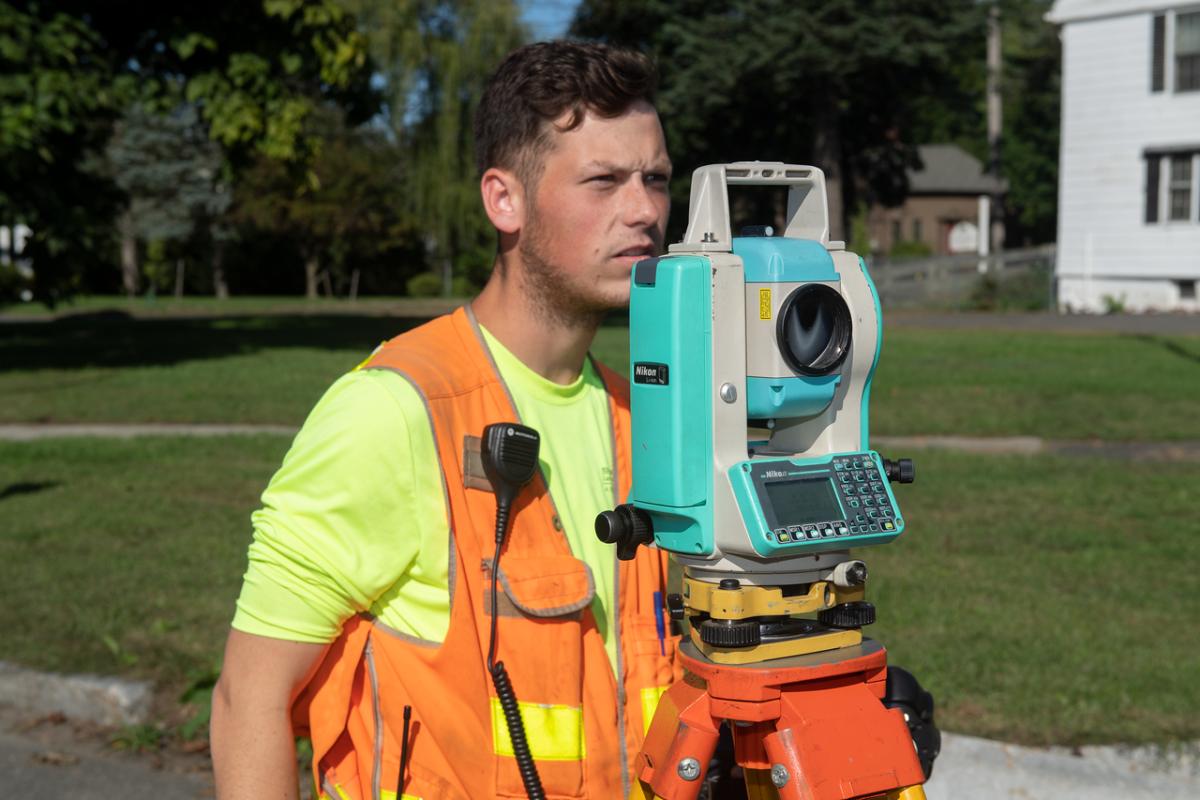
[[211, 40, 681, 799]]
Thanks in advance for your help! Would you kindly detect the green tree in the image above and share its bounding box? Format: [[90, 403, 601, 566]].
[[572, 0, 980, 241], [0, 0, 376, 304], [106, 104, 232, 297], [346, 0, 525, 294], [231, 109, 414, 298]]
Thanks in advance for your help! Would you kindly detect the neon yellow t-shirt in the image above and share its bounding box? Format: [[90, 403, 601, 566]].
[[232, 324, 621, 671]]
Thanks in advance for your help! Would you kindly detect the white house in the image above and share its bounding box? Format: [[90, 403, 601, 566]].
[[1048, 0, 1200, 312]]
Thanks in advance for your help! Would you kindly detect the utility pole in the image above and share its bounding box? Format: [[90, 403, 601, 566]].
[[986, 0, 1005, 252]]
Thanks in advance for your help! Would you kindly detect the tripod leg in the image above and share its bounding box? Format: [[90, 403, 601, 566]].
[[742, 768, 779, 800], [634, 679, 721, 800]]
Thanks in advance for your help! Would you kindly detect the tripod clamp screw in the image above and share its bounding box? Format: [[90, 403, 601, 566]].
[[770, 764, 790, 788], [676, 757, 701, 781]]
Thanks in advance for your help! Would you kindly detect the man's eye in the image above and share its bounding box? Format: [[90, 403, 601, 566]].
[[646, 173, 670, 185], [588, 174, 616, 184]]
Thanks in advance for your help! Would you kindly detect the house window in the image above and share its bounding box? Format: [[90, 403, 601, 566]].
[[1153, 10, 1200, 92], [1178, 11, 1200, 91], [1145, 149, 1200, 223], [891, 219, 901, 244], [1169, 155, 1193, 220], [912, 219, 923, 241]]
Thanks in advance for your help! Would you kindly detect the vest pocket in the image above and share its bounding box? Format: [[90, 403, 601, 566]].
[[487, 554, 593, 799]]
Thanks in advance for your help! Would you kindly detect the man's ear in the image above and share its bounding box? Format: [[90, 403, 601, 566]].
[[480, 167, 526, 235]]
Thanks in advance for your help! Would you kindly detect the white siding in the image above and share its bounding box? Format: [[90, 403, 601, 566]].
[[1055, 7, 1200, 310]]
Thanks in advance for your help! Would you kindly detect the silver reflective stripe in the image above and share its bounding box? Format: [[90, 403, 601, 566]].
[[322, 774, 340, 799], [365, 636, 383, 800]]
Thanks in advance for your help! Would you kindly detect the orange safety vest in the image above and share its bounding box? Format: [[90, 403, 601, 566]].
[[292, 306, 682, 800]]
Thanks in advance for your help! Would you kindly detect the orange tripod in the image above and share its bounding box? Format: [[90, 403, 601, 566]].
[[632, 640, 928, 800]]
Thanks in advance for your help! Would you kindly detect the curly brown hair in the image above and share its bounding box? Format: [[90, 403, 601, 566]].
[[474, 40, 658, 185]]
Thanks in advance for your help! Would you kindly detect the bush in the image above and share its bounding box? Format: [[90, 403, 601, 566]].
[[405, 271, 443, 297], [888, 239, 933, 260], [968, 264, 1052, 311]]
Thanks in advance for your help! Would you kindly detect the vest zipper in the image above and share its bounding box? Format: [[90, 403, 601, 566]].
[[365, 636, 384, 800]]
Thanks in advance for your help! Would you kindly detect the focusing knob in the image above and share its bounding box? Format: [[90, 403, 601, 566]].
[[594, 504, 654, 560], [883, 458, 915, 484], [818, 601, 877, 629], [699, 618, 761, 648]]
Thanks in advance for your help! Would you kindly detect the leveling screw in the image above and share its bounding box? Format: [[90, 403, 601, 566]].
[[677, 757, 701, 781]]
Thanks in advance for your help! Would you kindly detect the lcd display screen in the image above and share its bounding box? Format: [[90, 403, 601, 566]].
[[764, 477, 843, 526]]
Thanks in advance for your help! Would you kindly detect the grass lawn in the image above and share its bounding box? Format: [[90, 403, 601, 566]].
[[1, 436, 1196, 746], [4, 314, 1199, 441]]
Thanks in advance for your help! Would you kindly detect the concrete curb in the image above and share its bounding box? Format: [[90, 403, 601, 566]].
[[0, 662, 151, 727], [925, 732, 1200, 799], [0, 423, 296, 440]]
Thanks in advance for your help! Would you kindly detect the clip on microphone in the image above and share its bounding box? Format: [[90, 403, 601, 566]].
[[480, 422, 544, 800]]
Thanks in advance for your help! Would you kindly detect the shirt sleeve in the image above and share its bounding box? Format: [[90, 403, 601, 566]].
[[232, 368, 443, 643]]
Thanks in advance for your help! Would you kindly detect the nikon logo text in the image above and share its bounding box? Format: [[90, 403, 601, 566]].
[[633, 362, 669, 386]]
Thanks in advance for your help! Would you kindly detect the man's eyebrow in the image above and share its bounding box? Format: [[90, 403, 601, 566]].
[[581, 159, 673, 173]]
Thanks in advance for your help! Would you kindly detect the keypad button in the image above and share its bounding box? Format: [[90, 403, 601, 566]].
[[836, 523, 849, 535], [875, 494, 889, 505], [856, 513, 866, 523], [774, 528, 788, 539], [863, 496, 875, 507], [871, 482, 883, 492], [869, 523, 880, 532], [777, 531, 791, 542], [866, 508, 879, 519], [849, 499, 860, 508], [882, 520, 896, 531], [834, 461, 845, 471], [853, 471, 865, 482], [839, 473, 851, 483]]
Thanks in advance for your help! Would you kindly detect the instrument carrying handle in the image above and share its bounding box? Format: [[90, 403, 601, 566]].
[[675, 162, 831, 252]]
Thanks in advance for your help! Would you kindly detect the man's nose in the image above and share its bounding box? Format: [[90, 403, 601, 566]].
[[623, 177, 663, 228]]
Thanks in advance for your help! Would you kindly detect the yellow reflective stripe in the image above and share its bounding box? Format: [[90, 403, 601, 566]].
[[490, 697, 585, 762], [641, 685, 670, 733], [325, 785, 420, 800]]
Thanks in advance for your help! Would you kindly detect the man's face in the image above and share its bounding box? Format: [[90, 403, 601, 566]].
[[518, 100, 671, 323]]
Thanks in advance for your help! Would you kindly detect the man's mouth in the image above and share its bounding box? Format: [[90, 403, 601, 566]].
[[614, 244, 657, 259]]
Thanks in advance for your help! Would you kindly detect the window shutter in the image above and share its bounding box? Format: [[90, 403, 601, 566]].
[[1152, 14, 1166, 92], [1145, 154, 1161, 223]]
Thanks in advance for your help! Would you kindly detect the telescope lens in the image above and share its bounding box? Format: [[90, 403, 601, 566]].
[[776, 284, 852, 376]]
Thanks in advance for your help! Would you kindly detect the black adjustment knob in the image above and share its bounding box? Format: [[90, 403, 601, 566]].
[[594, 503, 654, 560], [666, 593, 686, 621], [818, 601, 877, 629], [699, 618, 761, 648], [718, 578, 740, 590], [883, 457, 915, 484]]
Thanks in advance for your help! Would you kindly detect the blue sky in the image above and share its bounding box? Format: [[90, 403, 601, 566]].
[[520, 0, 581, 40]]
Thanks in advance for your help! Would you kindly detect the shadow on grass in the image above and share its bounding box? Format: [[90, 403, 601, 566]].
[[1125, 333, 1200, 367], [0, 314, 434, 372], [0, 481, 61, 501]]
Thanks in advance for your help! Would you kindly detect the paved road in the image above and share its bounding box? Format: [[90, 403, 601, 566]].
[[4, 704, 1198, 800]]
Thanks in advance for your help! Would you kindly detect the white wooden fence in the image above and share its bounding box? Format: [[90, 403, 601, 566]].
[[867, 244, 1057, 309]]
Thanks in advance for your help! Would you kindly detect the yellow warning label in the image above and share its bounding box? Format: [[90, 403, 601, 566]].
[[759, 288, 772, 320]]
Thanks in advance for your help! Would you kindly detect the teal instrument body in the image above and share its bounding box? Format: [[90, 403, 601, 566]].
[[625, 162, 905, 576]]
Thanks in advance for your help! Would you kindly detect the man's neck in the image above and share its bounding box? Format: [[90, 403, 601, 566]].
[[471, 262, 599, 386]]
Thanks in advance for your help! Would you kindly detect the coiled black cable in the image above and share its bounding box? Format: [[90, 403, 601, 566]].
[[488, 514, 545, 800]]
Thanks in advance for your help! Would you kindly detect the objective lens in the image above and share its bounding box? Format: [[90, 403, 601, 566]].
[[776, 284, 851, 375]]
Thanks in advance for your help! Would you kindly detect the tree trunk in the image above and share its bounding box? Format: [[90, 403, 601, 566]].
[[119, 213, 139, 297], [212, 240, 229, 299], [812, 102, 845, 243], [174, 259, 185, 299], [305, 252, 320, 299]]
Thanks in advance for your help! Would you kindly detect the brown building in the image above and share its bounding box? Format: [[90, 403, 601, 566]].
[[867, 144, 1006, 257]]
